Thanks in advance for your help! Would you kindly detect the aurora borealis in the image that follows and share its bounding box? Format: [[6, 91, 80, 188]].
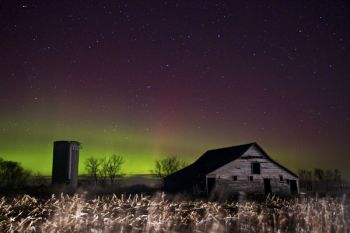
[[0, 1, 350, 178]]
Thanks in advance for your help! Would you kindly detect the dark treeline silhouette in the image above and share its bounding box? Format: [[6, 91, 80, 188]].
[[1, 155, 348, 197], [0, 157, 31, 190], [150, 156, 187, 178], [84, 154, 124, 185], [298, 168, 344, 194], [84, 155, 187, 185], [0, 157, 53, 196]]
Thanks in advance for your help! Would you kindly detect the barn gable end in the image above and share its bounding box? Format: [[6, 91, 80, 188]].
[[241, 144, 266, 158]]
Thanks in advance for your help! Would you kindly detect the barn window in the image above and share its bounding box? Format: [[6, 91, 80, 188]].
[[232, 176, 237, 181], [279, 175, 283, 182], [249, 176, 253, 181], [251, 162, 261, 174]]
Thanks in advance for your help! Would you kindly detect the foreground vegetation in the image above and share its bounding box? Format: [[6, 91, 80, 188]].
[[0, 193, 349, 233]]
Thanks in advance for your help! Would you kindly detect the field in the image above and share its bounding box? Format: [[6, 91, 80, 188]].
[[0, 193, 349, 233]]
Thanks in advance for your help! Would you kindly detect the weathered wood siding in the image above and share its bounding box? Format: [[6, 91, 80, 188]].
[[206, 145, 299, 195]]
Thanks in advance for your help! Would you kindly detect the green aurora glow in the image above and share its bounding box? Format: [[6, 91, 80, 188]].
[[1, 1, 349, 179], [1, 114, 348, 178]]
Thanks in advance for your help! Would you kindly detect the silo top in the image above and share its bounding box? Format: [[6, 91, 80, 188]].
[[54, 140, 80, 145]]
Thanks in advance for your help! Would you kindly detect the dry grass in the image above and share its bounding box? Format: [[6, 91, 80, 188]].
[[0, 193, 349, 233]]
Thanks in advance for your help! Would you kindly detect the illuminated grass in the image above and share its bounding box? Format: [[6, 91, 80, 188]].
[[0, 193, 349, 232]]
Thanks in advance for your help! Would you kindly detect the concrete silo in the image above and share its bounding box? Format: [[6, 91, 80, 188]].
[[52, 141, 80, 188]]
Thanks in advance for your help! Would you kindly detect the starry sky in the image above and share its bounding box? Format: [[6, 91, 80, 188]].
[[0, 1, 350, 178]]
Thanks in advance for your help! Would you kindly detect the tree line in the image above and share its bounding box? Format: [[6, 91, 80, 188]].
[[84, 154, 124, 185], [84, 155, 187, 185], [298, 168, 343, 194], [1, 154, 347, 195], [0, 157, 31, 189], [0, 155, 187, 189]]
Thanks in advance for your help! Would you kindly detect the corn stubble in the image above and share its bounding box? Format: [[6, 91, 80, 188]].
[[0, 193, 349, 233]]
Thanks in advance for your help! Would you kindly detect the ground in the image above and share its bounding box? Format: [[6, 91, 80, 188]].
[[0, 193, 349, 233]]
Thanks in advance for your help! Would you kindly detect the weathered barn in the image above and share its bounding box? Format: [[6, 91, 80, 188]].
[[164, 143, 298, 196]]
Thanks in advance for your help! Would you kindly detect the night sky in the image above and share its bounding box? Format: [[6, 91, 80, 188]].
[[1, 1, 350, 178]]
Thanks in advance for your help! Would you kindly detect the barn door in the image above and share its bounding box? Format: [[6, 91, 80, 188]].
[[207, 178, 216, 194], [264, 178, 272, 194], [290, 180, 298, 194]]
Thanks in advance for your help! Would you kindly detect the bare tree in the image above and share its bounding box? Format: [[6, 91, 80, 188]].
[[324, 169, 334, 192], [298, 169, 313, 191], [313, 168, 325, 192], [334, 169, 342, 192], [0, 158, 31, 188], [85, 157, 101, 184], [100, 154, 124, 184], [98, 158, 108, 184], [313, 168, 325, 181], [151, 156, 187, 178]]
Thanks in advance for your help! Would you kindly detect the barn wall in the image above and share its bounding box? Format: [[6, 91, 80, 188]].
[[206, 145, 298, 195]]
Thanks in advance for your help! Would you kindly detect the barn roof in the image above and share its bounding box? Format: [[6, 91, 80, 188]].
[[165, 143, 298, 183], [188, 143, 254, 174]]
